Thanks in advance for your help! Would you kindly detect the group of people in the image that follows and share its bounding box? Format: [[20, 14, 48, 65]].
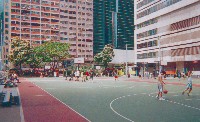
[[66, 70, 94, 82], [157, 71, 193, 100], [0, 72, 20, 107]]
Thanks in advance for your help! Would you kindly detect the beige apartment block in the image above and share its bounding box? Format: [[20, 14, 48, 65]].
[[3, 0, 93, 67], [134, 0, 200, 76]]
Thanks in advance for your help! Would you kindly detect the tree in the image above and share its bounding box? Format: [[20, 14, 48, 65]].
[[30, 40, 70, 69], [8, 37, 32, 69], [94, 44, 115, 68]]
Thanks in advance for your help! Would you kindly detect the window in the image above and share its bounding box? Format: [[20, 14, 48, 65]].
[[5, 18, 9, 22], [5, 12, 9, 16], [5, 24, 9, 28]]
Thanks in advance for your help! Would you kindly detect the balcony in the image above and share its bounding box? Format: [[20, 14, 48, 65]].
[[21, 19, 30, 22], [21, 13, 30, 16], [21, 36, 30, 40], [31, 8, 40, 11], [42, 9, 51, 13], [51, 5, 59, 8], [51, 22, 59, 25], [21, 31, 30, 34], [44, 33, 50, 35], [50, 33, 59, 36], [31, 26, 40, 29], [41, 26, 50, 30], [31, 20, 40, 23], [41, 20, 50, 24], [31, 32, 41, 35], [11, 23, 17, 27], [11, 30, 20, 33], [41, 15, 51, 19], [31, 37, 41, 41], [21, 0, 31, 4], [11, 0, 20, 2], [21, 25, 31, 28], [11, 6, 20, 9], [51, 0, 60, 2], [51, 16, 60, 20], [31, 14, 40, 17], [41, 3, 51, 7], [51, 10, 59, 14], [31, 1, 40, 5], [11, 12, 20, 15]]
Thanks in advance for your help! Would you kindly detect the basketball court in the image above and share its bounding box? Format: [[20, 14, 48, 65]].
[[19, 77, 200, 122]]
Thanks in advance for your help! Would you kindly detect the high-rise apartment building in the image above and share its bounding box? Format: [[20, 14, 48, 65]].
[[3, 0, 93, 66], [93, 0, 134, 55], [60, 0, 93, 62], [134, 0, 200, 75], [0, 0, 4, 70]]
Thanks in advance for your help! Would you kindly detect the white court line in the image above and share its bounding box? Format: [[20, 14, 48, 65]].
[[45, 88, 56, 90], [17, 87, 25, 122], [30, 81, 91, 122], [110, 95, 135, 122], [110, 92, 157, 122], [148, 92, 200, 111], [128, 86, 135, 89]]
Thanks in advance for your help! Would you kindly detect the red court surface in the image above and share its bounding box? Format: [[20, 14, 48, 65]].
[[18, 78, 89, 122]]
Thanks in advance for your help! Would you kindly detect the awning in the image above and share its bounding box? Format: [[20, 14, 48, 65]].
[[171, 45, 200, 56]]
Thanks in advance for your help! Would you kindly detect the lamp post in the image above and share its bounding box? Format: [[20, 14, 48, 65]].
[[125, 44, 128, 77], [158, 36, 162, 74]]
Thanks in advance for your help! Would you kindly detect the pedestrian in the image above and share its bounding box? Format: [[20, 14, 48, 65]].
[[156, 72, 166, 100], [182, 71, 193, 96], [80, 71, 84, 82], [90, 70, 94, 80], [177, 70, 181, 81], [75, 70, 80, 81], [14, 72, 19, 82]]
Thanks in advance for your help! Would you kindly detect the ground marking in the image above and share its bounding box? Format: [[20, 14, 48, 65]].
[[45, 88, 56, 90], [110, 95, 135, 122], [128, 86, 135, 89], [148, 92, 200, 111], [17, 87, 25, 122]]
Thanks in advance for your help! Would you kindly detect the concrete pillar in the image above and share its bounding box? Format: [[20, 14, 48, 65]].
[[176, 61, 184, 72]]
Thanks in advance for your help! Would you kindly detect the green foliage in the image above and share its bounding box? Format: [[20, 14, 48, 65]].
[[9, 38, 71, 68], [30, 40, 70, 68], [8, 37, 33, 67], [94, 44, 115, 67]]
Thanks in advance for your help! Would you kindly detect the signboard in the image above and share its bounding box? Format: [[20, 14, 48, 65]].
[[161, 61, 167, 65], [45, 66, 51, 69], [74, 58, 84, 64], [96, 66, 101, 69]]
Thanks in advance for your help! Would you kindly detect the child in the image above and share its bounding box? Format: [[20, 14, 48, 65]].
[[182, 71, 192, 96], [156, 72, 166, 100]]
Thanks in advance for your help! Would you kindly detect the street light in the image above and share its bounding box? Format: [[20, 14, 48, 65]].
[[125, 44, 128, 77], [158, 36, 162, 74]]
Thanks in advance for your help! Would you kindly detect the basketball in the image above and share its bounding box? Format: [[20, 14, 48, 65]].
[[163, 90, 168, 94]]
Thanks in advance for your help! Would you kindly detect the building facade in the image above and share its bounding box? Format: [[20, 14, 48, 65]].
[[134, 0, 200, 76], [3, 0, 93, 67], [0, 0, 4, 70], [93, 0, 134, 55], [59, 0, 93, 62]]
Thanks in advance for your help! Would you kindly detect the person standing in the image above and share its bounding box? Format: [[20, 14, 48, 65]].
[[90, 70, 94, 80], [182, 71, 192, 96], [156, 72, 166, 100], [177, 70, 181, 81]]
